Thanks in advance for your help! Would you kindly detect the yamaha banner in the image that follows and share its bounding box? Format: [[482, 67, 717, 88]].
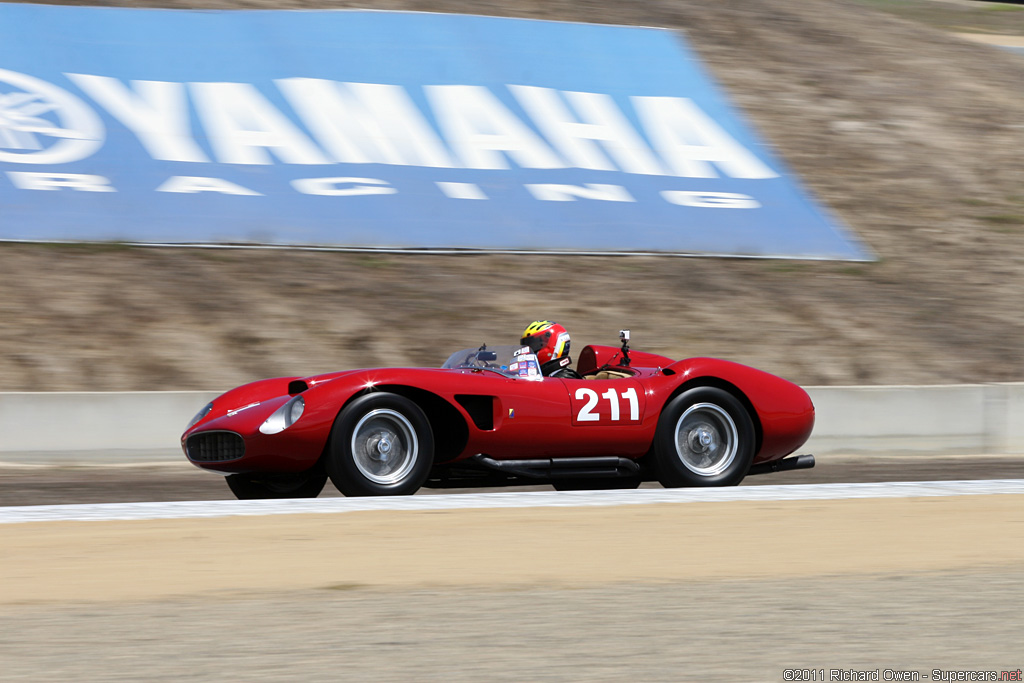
[[0, 5, 870, 259]]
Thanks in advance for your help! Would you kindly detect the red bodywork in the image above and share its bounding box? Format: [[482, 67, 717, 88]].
[[182, 344, 814, 476]]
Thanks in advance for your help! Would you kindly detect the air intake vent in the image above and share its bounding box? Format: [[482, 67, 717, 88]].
[[186, 431, 245, 462], [455, 395, 495, 431]]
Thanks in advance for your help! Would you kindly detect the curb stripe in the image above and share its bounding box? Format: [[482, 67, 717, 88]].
[[2, 480, 1024, 524]]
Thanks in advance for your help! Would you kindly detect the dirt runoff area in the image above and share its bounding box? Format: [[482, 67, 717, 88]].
[[1, 0, 1024, 392], [2, 495, 1023, 680]]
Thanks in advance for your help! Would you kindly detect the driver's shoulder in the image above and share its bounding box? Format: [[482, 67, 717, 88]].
[[549, 368, 584, 380]]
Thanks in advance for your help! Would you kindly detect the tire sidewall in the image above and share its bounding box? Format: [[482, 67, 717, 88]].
[[328, 392, 434, 496], [654, 387, 755, 487], [226, 465, 327, 500]]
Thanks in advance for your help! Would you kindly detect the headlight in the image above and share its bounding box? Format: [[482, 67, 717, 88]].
[[186, 402, 213, 430], [259, 396, 305, 435]]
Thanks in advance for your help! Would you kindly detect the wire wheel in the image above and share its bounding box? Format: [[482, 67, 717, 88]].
[[350, 408, 420, 485]]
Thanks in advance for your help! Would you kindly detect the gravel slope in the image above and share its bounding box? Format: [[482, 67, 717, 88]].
[[1, 0, 1023, 390]]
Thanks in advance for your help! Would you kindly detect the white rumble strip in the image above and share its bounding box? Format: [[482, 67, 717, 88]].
[[2, 480, 1024, 525]]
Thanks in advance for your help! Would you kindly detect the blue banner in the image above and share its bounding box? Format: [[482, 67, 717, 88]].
[[0, 6, 870, 259]]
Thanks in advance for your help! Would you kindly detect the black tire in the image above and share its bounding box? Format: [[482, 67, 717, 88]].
[[552, 476, 642, 491], [226, 466, 327, 500], [653, 387, 755, 488], [327, 392, 434, 497]]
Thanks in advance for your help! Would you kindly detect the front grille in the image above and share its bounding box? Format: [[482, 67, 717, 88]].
[[186, 431, 245, 462]]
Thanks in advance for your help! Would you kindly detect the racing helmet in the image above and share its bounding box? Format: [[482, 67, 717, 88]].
[[520, 321, 572, 366]]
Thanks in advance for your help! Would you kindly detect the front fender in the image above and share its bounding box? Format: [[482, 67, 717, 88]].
[[182, 375, 360, 474]]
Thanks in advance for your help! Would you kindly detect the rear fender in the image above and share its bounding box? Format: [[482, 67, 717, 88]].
[[662, 373, 764, 457], [577, 345, 675, 375], [661, 358, 814, 462]]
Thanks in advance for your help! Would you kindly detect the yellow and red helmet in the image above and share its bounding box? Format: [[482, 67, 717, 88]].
[[520, 321, 571, 366]]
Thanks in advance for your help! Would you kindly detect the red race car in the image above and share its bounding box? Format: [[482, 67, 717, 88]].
[[182, 331, 815, 499]]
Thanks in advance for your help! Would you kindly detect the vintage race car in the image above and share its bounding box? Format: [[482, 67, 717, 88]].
[[182, 332, 815, 499]]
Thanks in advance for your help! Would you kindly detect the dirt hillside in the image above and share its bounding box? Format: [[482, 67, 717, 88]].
[[2, 0, 1023, 391]]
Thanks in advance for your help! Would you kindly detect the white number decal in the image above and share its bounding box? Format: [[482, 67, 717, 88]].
[[575, 388, 600, 421], [622, 387, 639, 421], [601, 388, 619, 421], [575, 386, 641, 423]]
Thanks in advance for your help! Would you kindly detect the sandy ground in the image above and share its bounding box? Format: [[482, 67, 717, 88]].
[[954, 32, 1024, 46], [2, 494, 1023, 680], [4, 496, 1023, 603], [2, 572, 1023, 682]]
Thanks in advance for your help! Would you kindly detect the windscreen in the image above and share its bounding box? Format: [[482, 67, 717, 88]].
[[441, 345, 542, 380]]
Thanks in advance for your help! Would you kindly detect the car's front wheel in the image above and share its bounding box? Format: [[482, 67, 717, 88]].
[[226, 467, 327, 500], [327, 393, 434, 497], [653, 387, 755, 488]]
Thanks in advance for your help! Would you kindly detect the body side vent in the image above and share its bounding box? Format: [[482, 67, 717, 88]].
[[454, 394, 495, 431]]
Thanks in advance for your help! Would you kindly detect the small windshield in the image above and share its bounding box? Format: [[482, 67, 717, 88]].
[[441, 345, 541, 379]]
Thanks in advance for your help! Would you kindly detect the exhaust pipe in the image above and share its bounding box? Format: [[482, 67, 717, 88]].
[[747, 454, 815, 476], [471, 454, 640, 479]]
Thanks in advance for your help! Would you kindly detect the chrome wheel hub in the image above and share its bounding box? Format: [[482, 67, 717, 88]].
[[673, 403, 739, 477], [351, 409, 418, 485], [690, 428, 715, 451]]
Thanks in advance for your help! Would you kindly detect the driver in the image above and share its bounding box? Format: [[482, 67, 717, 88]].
[[520, 321, 583, 379]]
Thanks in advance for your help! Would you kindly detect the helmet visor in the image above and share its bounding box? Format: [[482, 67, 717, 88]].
[[520, 335, 546, 354]]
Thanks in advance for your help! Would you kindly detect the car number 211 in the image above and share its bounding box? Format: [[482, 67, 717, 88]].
[[575, 387, 640, 422]]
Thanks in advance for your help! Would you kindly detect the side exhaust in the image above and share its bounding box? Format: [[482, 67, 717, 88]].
[[747, 454, 815, 476], [471, 454, 641, 479]]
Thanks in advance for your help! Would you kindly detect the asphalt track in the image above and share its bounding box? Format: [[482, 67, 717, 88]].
[[1, 452, 1023, 506]]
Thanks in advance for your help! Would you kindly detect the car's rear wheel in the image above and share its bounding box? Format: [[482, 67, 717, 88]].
[[327, 393, 434, 497], [226, 466, 327, 500], [653, 387, 755, 487]]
